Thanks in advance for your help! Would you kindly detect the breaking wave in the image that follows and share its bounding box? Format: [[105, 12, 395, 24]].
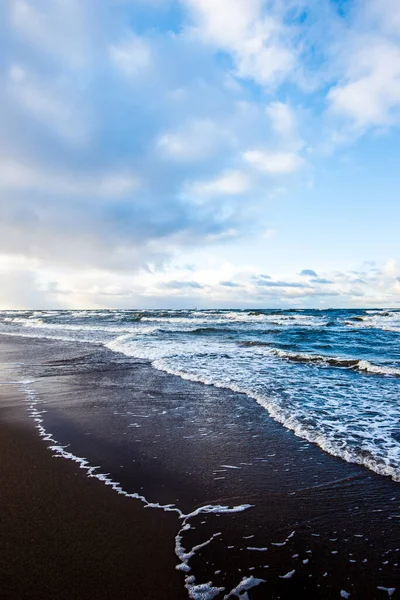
[[271, 349, 400, 377]]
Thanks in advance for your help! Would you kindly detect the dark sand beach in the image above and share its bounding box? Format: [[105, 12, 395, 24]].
[[0, 378, 185, 599], [0, 334, 399, 599]]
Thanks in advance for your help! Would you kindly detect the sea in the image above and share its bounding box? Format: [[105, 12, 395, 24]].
[[0, 307, 399, 481]]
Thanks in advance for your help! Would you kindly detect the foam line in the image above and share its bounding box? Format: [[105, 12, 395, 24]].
[[146, 360, 400, 483], [21, 382, 254, 600]]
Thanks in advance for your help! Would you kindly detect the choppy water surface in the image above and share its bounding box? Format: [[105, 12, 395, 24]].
[[0, 308, 399, 481]]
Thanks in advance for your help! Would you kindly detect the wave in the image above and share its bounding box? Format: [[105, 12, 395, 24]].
[[1, 316, 157, 337], [98, 333, 400, 483], [187, 327, 229, 335], [2, 309, 400, 484], [145, 359, 400, 483], [271, 349, 400, 377], [348, 316, 365, 322], [345, 311, 400, 333], [238, 341, 272, 347], [223, 312, 328, 327]]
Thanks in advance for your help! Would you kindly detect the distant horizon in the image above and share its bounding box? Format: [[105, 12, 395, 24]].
[[0, 306, 399, 312]]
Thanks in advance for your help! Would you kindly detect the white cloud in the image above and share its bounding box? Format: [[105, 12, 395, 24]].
[[328, 39, 400, 129], [1, 0, 398, 310], [7, 66, 89, 144], [110, 35, 152, 77], [324, 0, 400, 135], [362, 0, 400, 39], [183, 0, 262, 49], [0, 254, 60, 309], [0, 252, 398, 309], [266, 101, 296, 137], [11, 0, 90, 68], [157, 118, 225, 161], [0, 158, 139, 197], [383, 259, 399, 277], [243, 149, 303, 174], [187, 170, 250, 197], [182, 0, 296, 88]]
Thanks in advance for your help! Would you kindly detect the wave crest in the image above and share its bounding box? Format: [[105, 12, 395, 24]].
[[271, 349, 400, 377]]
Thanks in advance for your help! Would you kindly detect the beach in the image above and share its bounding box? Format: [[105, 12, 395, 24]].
[[0, 333, 399, 599], [0, 338, 185, 599]]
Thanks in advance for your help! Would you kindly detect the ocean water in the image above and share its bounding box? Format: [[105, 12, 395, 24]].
[[0, 308, 399, 482]]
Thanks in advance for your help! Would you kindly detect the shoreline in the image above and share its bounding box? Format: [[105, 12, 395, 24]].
[[0, 386, 185, 600], [1, 334, 399, 599]]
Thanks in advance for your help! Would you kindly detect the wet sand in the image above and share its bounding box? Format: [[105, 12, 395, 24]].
[[0, 389, 186, 599], [0, 334, 399, 599]]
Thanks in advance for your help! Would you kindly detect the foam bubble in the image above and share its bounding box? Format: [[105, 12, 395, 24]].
[[377, 587, 396, 597], [279, 570, 296, 579], [22, 381, 253, 600], [224, 576, 266, 599]]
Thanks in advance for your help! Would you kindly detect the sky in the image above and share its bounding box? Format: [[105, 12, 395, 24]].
[[0, 0, 399, 309]]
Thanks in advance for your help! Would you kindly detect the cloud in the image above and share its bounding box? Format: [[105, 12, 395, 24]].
[[0, 0, 398, 309], [182, 0, 296, 88], [220, 280, 241, 287], [383, 259, 399, 277], [10, 0, 91, 68], [186, 170, 251, 198], [255, 279, 310, 289], [325, 0, 400, 134], [1, 257, 397, 309], [311, 277, 333, 285], [0, 255, 60, 309], [0, 0, 313, 290], [1, 4, 268, 273], [158, 280, 204, 290], [265, 101, 296, 137], [110, 35, 152, 77], [243, 150, 304, 174], [328, 40, 400, 129], [156, 118, 226, 162], [0, 158, 139, 197], [300, 269, 318, 277], [7, 65, 89, 144]]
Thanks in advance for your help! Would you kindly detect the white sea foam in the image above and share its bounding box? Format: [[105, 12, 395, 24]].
[[224, 576, 266, 599], [21, 381, 253, 600], [0, 380, 34, 385], [345, 311, 400, 333], [7, 316, 156, 336], [271, 349, 400, 377], [222, 312, 328, 328], [185, 579, 225, 600], [143, 359, 400, 482], [0, 329, 80, 344], [279, 570, 296, 579], [357, 360, 400, 377], [377, 587, 396, 597]]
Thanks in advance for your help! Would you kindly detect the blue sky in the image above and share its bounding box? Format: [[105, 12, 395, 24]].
[[0, 0, 399, 308]]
